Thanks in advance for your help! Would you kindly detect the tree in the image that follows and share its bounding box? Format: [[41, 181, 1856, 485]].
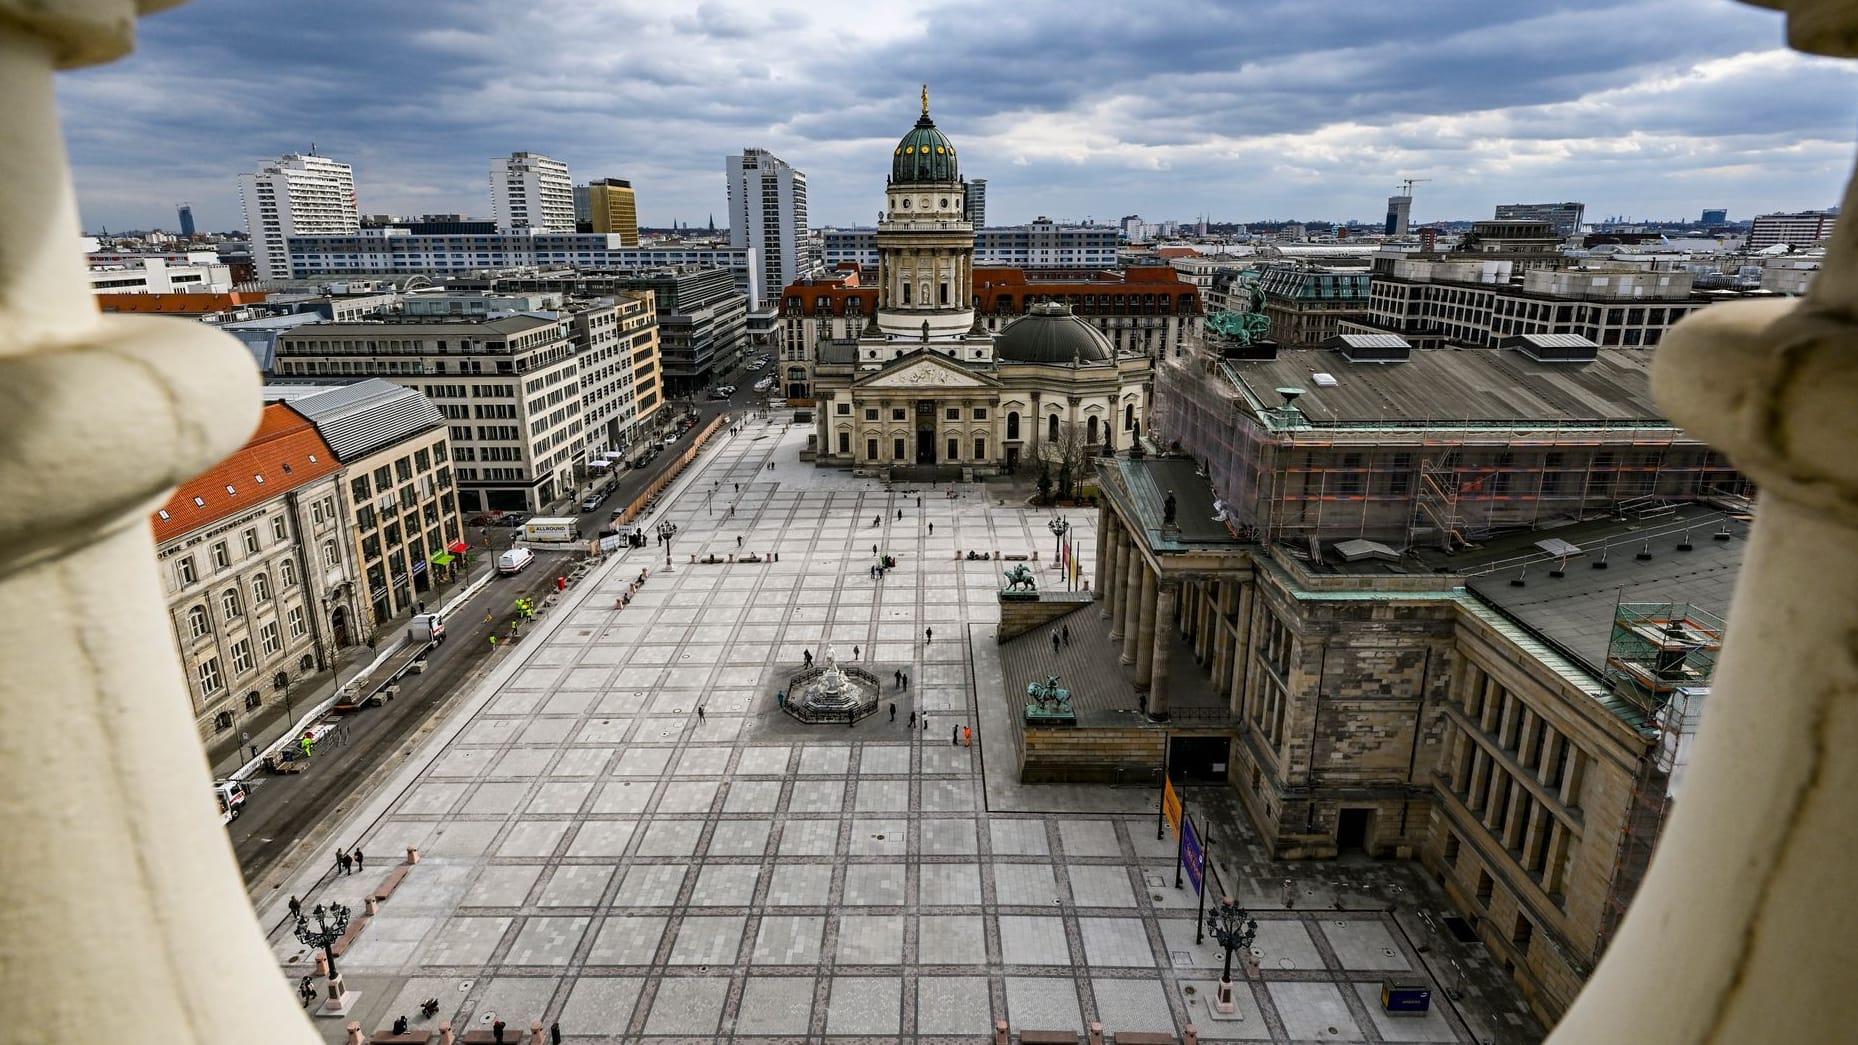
[[1036, 460, 1052, 504], [1038, 419, 1094, 504]]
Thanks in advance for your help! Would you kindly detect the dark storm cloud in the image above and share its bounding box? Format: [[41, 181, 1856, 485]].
[[56, 0, 1857, 232]]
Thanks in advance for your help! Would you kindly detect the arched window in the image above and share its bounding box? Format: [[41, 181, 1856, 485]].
[[187, 605, 210, 639], [1006, 412, 1020, 440], [213, 711, 234, 733], [322, 540, 339, 568], [1048, 414, 1059, 441], [1087, 416, 1099, 443], [252, 573, 271, 604], [1124, 403, 1135, 430], [280, 559, 297, 587], [244, 691, 262, 710], [221, 588, 242, 619], [299, 653, 315, 672]]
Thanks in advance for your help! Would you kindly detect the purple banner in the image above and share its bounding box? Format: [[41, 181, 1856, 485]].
[[1182, 818, 1205, 895]]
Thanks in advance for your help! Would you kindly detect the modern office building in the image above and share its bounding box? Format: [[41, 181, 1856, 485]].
[[964, 178, 987, 228], [727, 148, 813, 305], [283, 228, 762, 304], [1747, 209, 1837, 249], [1385, 193, 1413, 236], [151, 403, 358, 744], [177, 203, 195, 238], [270, 294, 661, 513], [586, 179, 640, 245], [490, 152, 575, 233], [236, 152, 360, 280], [1700, 208, 1728, 226], [1496, 202, 1587, 238], [87, 255, 233, 295], [1249, 262, 1374, 348], [823, 219, 1119, 270], [263, 380, 464, 629]]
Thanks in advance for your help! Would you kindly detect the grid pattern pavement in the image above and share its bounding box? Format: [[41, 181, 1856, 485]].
[[274, 416, 1543, 1044]]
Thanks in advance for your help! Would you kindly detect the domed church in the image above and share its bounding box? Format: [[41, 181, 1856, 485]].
[[810, 88, 1153, 478]]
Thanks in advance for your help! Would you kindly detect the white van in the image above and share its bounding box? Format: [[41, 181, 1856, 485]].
[[496, 547, 535, 575]]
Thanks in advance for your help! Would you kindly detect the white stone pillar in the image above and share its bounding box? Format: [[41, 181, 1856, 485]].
[[0, 3, 308, 1042]]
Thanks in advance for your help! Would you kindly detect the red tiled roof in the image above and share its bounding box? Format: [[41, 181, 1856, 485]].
[[1153, 246, 1199, 258], [150, 403, 340, 544], [98, 292, 269, 314]]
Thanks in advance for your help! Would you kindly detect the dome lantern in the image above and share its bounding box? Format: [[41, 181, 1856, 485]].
[[891, 85, 960, 184]]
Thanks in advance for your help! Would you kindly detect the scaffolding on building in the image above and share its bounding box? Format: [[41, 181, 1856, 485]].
[[1596, 602, 1723, 953]]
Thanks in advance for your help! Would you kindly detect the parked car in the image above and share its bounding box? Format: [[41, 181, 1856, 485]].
[[500, 512, 531, 527], [581, 492, 604, 511], [496, 547, 535, 575]]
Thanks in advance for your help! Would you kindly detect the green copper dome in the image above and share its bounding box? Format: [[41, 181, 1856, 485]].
[[892, 112, 959, 184]]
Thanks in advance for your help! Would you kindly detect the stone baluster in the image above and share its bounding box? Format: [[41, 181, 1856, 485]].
[[0, 3, 299, 1041]]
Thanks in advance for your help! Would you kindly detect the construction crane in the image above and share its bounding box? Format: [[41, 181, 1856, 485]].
[[1397, 177, 1432, 197]]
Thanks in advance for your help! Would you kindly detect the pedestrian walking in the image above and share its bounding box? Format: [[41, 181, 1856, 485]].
[[894, 669, 903, 688], [1052, 631, 1061, 653], [904, 670, 910, 689], [804, 649, 813, 668], [873, 543, 879, 556], [339, 851, 353, 876], [353, 848, 364, 872], [493, 1020, 506, 1044], [737, 535, 743, 548], [872, 516, 879, 527], [853, 645, 861, 660], [897, 508, 903, 520], [697, 706, 706, 720], [952, 724, 959, 746], [333, 848, 344, 875], [1062, 624, 1071, 646], [964, 726, 973, 747], [925, 626, 934, 643], [917, 496, 922, 508], [289, 895, 302, 919], [908, 711, 916, 728], [890, 702, 897, 722], [489, 634, 498, 648], [929, 523, 934, 535], [777, 689, 786, 707], [550, 1023, 561, 1045]]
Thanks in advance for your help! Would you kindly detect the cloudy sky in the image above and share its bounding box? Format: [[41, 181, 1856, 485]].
[[59, 0, 1858, 234]]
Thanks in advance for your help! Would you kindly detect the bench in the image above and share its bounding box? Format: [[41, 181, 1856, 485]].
[[329, 915, 368, 956], [1112, 1034, 1178, 1045], [373, 866, 410, 902], [1019, 1032, 1080, 1045], [459, 1030, 521, 1044], [369, 1032, 433, 1044]]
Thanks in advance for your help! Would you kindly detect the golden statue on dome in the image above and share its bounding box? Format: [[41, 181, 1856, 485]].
[[921, 83, 929, 115]]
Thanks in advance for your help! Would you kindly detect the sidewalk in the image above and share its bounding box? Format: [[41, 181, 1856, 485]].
[[200, 562, 490, 779]]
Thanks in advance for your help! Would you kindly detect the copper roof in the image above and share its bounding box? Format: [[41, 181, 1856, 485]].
[[150, 403, 339, 544]]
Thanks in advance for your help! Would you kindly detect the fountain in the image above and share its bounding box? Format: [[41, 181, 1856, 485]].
[[780, 645, 882, 724]]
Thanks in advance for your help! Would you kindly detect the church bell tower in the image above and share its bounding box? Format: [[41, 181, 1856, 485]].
[[875, 86, 976, 340]]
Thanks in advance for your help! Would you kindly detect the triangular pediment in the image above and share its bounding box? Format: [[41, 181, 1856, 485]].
[[856, 352, 998, 390]]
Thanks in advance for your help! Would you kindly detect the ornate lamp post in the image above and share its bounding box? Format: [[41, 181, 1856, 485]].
[[1047, 514, 1068, 564], [294, 902, 353, 1012], [657, 521, 677, 568], [1205, 895, 1259, 1013]]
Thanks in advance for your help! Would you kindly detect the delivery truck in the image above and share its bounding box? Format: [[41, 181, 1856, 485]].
[[522, 517, 578, 542]]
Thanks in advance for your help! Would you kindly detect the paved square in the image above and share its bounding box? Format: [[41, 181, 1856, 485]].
[[276, 424, 1543, 1045]]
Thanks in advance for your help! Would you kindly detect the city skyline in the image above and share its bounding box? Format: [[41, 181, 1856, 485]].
[[60, 0, 1858, 234]]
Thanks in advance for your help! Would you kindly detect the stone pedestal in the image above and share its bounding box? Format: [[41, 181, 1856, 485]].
[[1215, 979, 1235, 1013]]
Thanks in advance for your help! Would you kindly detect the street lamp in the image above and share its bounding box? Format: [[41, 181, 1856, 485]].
[[657, 521, 677, 568], [1047, 514, 1068, 564], [272, 670, 295, 745], [294, 901, 352, 1011], [1205, 895, 1259, 1013]]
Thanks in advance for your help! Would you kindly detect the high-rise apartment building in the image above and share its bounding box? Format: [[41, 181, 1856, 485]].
[[1384, 194, 1413, 236], [1495, 201, 1586, 238], [177, 203, 195, 238], [587, 179, 640, 245], [490, 152, 575, 232], [727, 148, 813, 306], [964, 178, 987, 228], [237, 152, 360, 280]]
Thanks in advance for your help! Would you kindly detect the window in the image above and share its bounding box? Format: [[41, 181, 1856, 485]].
[[973, 407, 988, 420], [252, 574, 272, 604], [838, 432, 850, 454], [220, 588, 242, 619], [946, 407, 960, 421], [891, 408, 906, 421], [230, 639, 253, 675], [836, 402, 851, 415], [947, 437, 959, 461], [213, 710, 233, 732], [1443, 833, 1461, 867], [1086, 416, 1099, 443], [1125, 403, 1135, 430], [177, 557, 196, 586], [866, 438, 878, 460], [280, 559, 297, 588], [893, 438, 906, 460], [259, 620, 281, 655], [1513, 915, 1535, 955], [1048, 414, 1059, 441], [864, 407, 878, 421], [1006, 412, 1021, 440], [974, 437, 986, 460], [198, 657, 224, 695], [244, 691, 263, 711], [242, 528, 260, 554], [1475, 869, 1494, 906], [271, 516, 287, 541], [186, 605, 210, 640], [287, 606, 307, 639], [322, 540, 340, 568], [212, 542, 229, 569]]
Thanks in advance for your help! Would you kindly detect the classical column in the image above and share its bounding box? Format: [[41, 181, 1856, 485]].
[[1148, 581, 1179, 719], [1100, 519, 1121, 619], [1094, 510, 1112, 603], [1117, 546, 1144, 656], [0, 2, 310, 1040], [1134, 567, 1159, 685]]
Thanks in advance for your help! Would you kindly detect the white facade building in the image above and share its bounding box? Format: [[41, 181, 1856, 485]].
[[1747, 210, 1838, 249], [490, 152, 575, 233], [236, 153, 359, 281], [823, 219, 1119, 270], [88, 255, 232, 294], [727, 148, 813, 306]]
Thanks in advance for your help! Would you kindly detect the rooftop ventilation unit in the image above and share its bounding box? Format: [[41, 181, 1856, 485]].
[[1328, 333, 1412, 363], [1505, 332, 1599, 363]]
